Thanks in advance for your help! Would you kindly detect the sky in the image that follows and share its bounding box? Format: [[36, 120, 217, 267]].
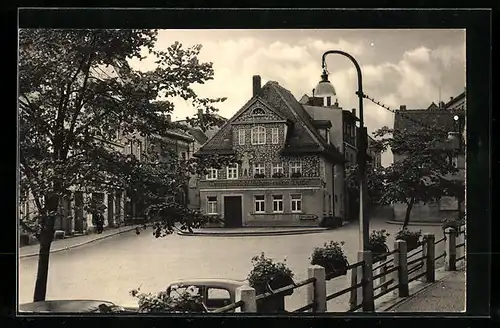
[[128, 29, 466, 167]]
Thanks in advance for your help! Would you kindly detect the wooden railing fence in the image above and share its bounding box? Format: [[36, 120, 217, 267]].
[[214, 224, 466, 313]]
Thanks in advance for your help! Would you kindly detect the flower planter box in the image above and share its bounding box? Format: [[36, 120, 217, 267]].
[[396, 236, 420, 252], [256, 295, 286, 313], [254, 274, 294, 296], [367, 243, 389, 262], [254, 274, 294, 313], [254, 174, 266, 179], [313, 258, 349, 280], [290, 172, 302, 178]]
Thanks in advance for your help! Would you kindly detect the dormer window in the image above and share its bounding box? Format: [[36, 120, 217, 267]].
[[252, 108, 265, 116]]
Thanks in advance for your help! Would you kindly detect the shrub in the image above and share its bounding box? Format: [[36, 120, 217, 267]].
[[129, 286, 206, 313], [441, 217, 464, 232], [310, 241, 348, 279], [395, 228, 422, 240], [247, 252, 294, 294], [319, 216, 343, 228], [395, 228, 422, 251], [367, 229, 390, 261]]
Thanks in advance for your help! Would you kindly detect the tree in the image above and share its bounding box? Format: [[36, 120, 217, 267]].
[[346, 162, 386, 208], [19, 29, 232, 302], [372, 125, 464, 228]]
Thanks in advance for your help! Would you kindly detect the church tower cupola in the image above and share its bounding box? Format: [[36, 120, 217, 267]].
[[314, 68, 338, 107]]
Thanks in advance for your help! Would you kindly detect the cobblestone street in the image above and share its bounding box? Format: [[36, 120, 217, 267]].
[[19, 218, 448, 312]]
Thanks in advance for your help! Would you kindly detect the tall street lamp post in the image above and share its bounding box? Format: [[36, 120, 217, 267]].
[[321, 50, 369, 251]]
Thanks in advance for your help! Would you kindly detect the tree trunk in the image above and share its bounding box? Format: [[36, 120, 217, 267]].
[[402, 197, 415, 229], [33, 194, 58, 302]]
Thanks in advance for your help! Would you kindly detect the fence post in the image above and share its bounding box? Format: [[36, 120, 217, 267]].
[[393, 240, 409, 297], [456, 226, 465, 262], [235, 285, 257, 313], [422, 233, 436, 282], [360, 250, 374, 312], [445, 227, 457, 271], [307, 265, 326, 312], [349, 253, 362, 311]]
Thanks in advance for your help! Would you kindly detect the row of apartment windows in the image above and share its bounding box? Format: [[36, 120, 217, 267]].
[[206, 162, 303, 180], [238, 127, 280, 145], [206, 194, 302, 215]]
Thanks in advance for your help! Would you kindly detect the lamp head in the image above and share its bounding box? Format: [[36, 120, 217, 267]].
[[453, 115, 459, 121]]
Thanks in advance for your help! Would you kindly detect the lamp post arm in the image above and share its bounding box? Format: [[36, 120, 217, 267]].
[[322, 50, 364, 124]]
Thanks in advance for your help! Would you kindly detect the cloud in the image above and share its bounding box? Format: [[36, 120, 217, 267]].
[[306, 38, 367, 57], [127, 30, 465, 166]]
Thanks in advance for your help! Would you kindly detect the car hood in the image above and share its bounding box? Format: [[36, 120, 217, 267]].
[[19, 300, 118, 313]]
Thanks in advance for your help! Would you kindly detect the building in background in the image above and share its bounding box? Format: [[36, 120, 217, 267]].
[[299, 73, 382, 221], [19, 118, 211, 241], [391, 90, 466, 223], [195, 75, 345, 227], [367, 136, 382, 169]]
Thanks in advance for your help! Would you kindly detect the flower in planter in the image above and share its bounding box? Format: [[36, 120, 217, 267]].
[[272, 172, 285, 178], [441, 217, 464, 232], [290, 172, 302, 178], [129, 286, 206, 313], [310, 241, 348, 280], [367, 229, 390, 262], [395, 228, 422, 251], [254, 173, 266, 179], [247, 252, 294, 296]]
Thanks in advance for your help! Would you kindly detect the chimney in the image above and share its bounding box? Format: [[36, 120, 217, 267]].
[[351, 108, 356, 117], [312, 88, 315, 97], [400, 105, 406, 111], [166, 114, 171, 122], [252, 75, 261, 96], [450, 96, 454, 101], [439, 101, 445, 109]]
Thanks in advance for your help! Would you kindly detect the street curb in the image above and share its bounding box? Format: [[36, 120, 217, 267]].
[[176, 228, 331, 237], [377, 264, 466, 312], [386, 220, 443, 226], [19, 226, 139, 259], [176, 220, 356, 237]]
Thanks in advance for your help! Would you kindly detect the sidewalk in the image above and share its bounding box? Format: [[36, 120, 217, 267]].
[[388, 268, 466, 312], [19, 225, 139, 259], [176, 221, 353, 237]]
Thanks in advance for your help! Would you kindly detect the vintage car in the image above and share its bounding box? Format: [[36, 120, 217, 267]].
[[19, 300, 126, 313], [166, 278, 247, 312]]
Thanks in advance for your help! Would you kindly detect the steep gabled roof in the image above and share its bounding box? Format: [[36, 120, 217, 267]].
[[231, 96, 289, 122], [270, 83, 343, 162], [188, 128, 208, 145], [445, 91, 466, 108], [394, 110, 465, 133], [197, 80, 344, 163]]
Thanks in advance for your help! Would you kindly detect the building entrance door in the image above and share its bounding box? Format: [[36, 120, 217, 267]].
[[223, 196, 242, 228]]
